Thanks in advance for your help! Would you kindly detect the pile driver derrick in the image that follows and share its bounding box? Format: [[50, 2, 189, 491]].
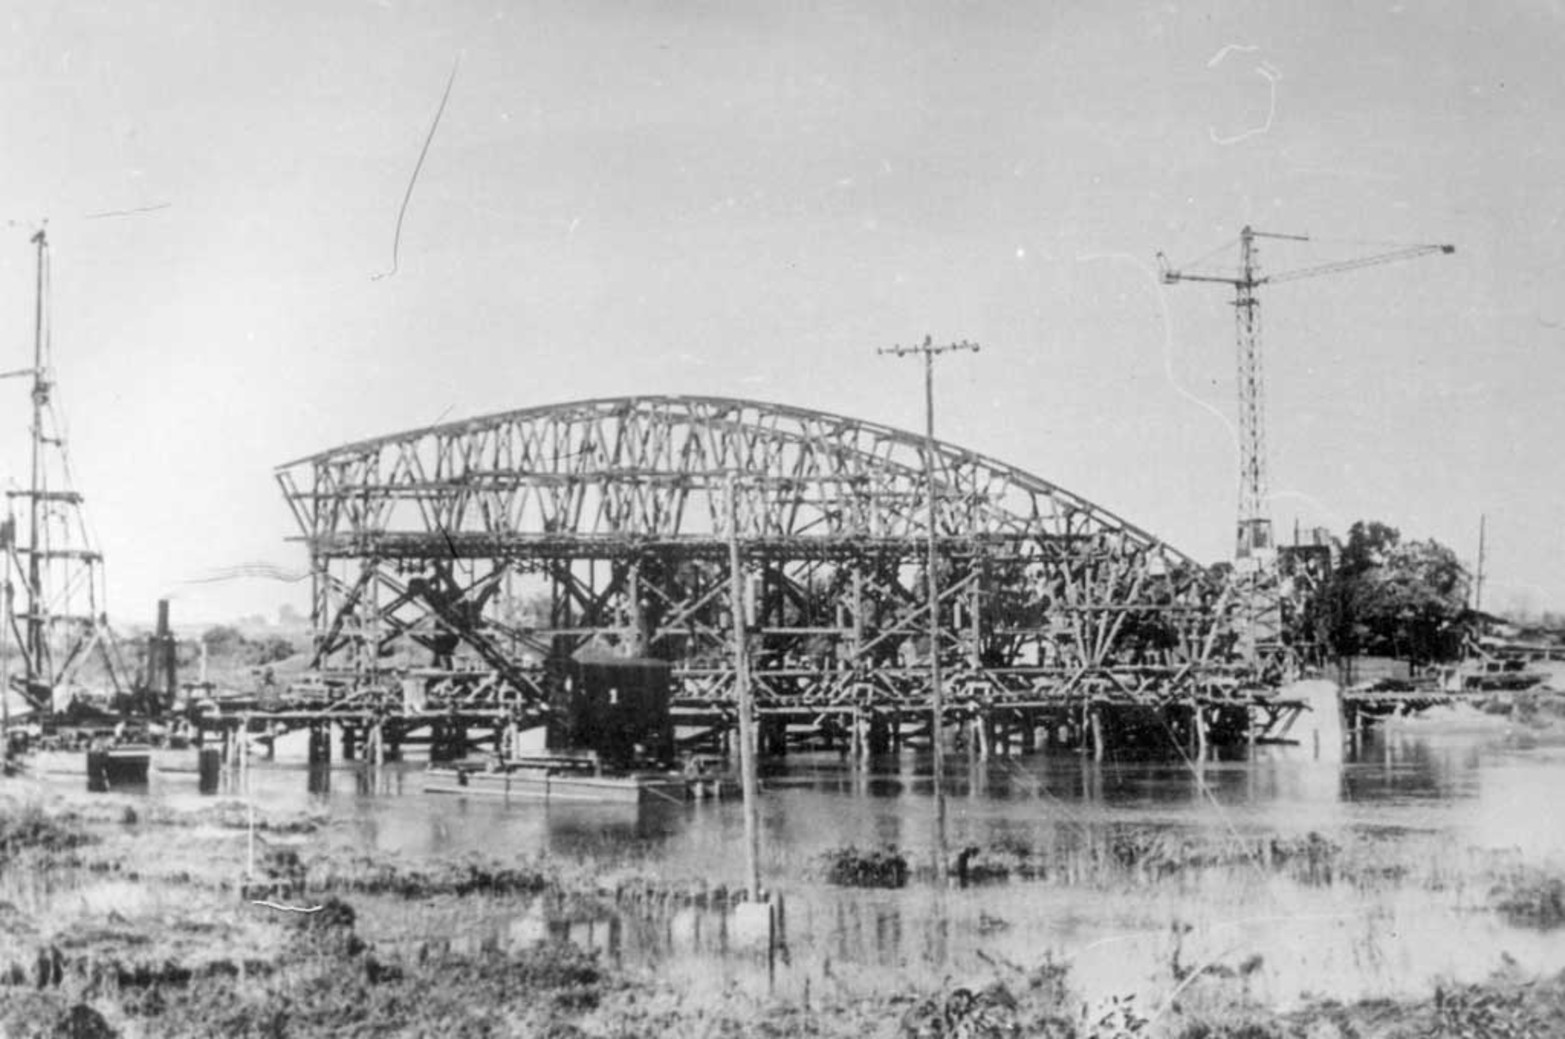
[[1, 230, 129, 713], [1158, 226, 1455, 667]]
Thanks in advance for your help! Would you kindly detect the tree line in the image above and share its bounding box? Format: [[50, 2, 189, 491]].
[[1290, 520, 1471, 665]]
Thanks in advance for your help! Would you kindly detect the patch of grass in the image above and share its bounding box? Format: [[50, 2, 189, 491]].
[[0, 805, 94, 864], [897, 983, 1022, 1038], [1429, 982, 1541, 1039], [1, 884, 609, 1039], [1173, 1023, 1280, 1039], [1490, 867, 1565, 929], [821, 845, 908, 889], [307, 854, 555, 899], [942, 829, 1347, 889], [69, 798, 325, 835], [0, 994, 117, 1039], [142, 939, 610, 1038]]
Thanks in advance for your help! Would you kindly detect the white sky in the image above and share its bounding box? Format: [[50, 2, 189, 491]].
[[0, 2, 1561, 625]]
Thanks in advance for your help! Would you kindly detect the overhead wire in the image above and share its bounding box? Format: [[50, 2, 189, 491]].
[[1170, 235, 1241, 274]]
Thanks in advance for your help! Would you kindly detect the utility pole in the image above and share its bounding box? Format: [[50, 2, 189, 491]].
[[1474, 514, 1487, 613], [1, 513, 9, 744], [877, 334, 979, 884], [725, 473, 762, 901]]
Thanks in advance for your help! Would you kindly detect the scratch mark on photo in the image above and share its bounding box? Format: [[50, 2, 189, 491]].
[[1075, 251, 1240, 455], [373, 55, 462, 281], [1210, 62, 1280, 144], [250, 900, 325, 914], [1206, 43, 1261, 68], [84, 202, 172, 221]]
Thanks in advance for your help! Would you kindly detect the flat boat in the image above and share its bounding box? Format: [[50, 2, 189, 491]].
[[423, 754, 690, 805]]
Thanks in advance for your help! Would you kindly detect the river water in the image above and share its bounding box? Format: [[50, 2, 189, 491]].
[[17, 689, 1565, 1012]]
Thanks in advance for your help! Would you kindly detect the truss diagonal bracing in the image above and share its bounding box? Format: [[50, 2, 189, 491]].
[[276, 396, 1249, 718]]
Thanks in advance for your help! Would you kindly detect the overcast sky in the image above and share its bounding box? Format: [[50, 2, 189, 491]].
[[0, 2, 1561, 625]]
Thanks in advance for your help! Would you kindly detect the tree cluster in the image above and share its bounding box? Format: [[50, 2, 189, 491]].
[[1296, 520, 1471, 664]]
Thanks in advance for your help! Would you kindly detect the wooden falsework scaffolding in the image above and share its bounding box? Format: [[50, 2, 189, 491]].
[[272, 395, 1278, 737]]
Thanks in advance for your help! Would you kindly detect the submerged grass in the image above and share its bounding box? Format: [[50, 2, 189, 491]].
[[305, 853, 556, 899], [0, 895, 612, 1039], [1490, 866, 1565, 930], [6, 791, 1565, 1035], [13, 918, 1565, 1039], [825, 829, 1352, 892], [821, 846, 909, 888], [0, 804, 94, 865]]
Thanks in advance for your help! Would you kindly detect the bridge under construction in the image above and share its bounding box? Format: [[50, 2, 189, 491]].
[[257, 395, 1300, 762]]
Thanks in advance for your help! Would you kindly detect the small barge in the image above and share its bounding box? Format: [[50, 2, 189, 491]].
[[423, 754, 691, 805], [424, 652, 742, 804]]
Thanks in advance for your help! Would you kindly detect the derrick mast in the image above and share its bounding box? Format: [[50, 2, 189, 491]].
[[3, 229, 127, 711]]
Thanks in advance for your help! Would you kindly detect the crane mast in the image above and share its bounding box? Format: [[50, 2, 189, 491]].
[[1232, 227, 1288, 561]]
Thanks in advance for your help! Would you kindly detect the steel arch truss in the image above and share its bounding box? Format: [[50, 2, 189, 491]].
[[276, 396, 1242, 717]]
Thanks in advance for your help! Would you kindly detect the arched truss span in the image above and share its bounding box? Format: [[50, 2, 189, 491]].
[[276, 396, 1238, 717]]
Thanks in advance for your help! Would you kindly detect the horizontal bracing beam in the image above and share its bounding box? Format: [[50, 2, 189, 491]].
[[292, 530, 1094, 562]]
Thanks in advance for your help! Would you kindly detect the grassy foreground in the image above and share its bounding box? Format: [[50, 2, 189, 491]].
[[1, 792, 1563, 1038]]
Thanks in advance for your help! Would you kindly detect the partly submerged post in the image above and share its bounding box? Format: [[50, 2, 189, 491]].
[[368, 719, 385, 767], [726, 474, 763, 902]]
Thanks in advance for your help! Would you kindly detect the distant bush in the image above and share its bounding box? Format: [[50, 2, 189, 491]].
[[195, 626, 302, 668], [255, 636, 297, 665], [821, 845, 908, 888], [201, 625, 247, 657]]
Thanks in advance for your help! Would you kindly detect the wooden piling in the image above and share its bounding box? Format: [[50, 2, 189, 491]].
[[307, 722, 331, 766], [867, 712, 891, 756], [197, 747, 221, 794], [759, 716, 787, 758]]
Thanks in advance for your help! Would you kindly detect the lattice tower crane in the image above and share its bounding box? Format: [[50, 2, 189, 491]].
[[1159, 227, 1455, 562], [1158, 227, 1455, 666]]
